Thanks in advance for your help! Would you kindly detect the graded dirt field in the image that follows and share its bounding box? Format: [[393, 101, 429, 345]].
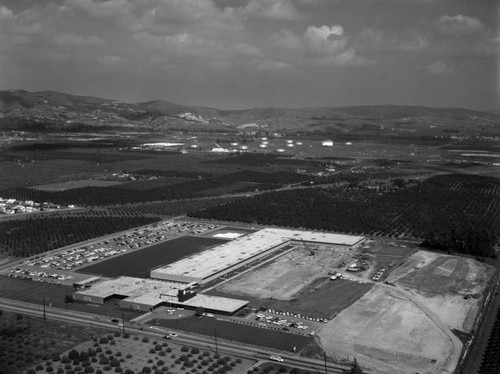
[[387, 250, 495, 332], [318, 286, 460, 374], [214, 245, 349, 300]]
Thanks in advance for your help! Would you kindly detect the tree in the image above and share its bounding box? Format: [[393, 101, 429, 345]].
[[65, 295, 75, 304]]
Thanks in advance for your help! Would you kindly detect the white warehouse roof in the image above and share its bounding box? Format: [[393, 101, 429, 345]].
[[151, 228, 363, 282]]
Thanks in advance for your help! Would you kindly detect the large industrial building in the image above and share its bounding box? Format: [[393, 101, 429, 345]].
[[150, 228, 364, 284], [74, 227, 364, 314], [74, 276, 248, 314]]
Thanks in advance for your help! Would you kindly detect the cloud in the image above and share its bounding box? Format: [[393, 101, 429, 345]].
[[0, 6, 14, 21], [437, 14, 488, 37], [98, 55, 126, 66], [242, 0, 303, 20], [65, 0, 131, 18], [55, 33, 104, 47], [427, 60, 455, 74], [254, 60, 292, 72], [270, 25, 371, 67], [357, 26, 430, 53]]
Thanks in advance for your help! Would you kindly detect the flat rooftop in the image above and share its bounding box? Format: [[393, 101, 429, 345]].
[[151, 228, 364, 281], [75, 276, 248, 313], [75, 276, 182, 299]]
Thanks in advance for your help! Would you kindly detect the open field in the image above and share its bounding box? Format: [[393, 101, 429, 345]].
[[319, 286, 458, 374], [78, 236, 226, 278]]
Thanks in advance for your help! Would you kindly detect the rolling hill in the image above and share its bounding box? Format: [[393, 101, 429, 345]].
[[1, 89, 499, 137]]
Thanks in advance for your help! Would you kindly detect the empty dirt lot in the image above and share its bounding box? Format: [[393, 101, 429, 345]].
[[388, 250, 495, 332], [318, 286, 459, 374]]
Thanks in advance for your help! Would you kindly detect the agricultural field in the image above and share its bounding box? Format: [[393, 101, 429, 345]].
[[0, 215, 159, 257], [33, 179, 125, 191], [24, 332, 254, 374], [192, 173, 500, 257], [78, 236, 226, 278], [479, 306, 500, 374], [0, 311, 108, 374]]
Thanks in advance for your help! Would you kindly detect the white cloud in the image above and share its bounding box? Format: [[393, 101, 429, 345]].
[[98, 55, 126, 66], [0, 6, 14, 21], [427, 60, 455, 74], [438, 14, 488, 37], [270, 25, 370, 67]]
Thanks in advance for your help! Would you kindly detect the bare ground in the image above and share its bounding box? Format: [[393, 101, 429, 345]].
[[318, 286, 458, 374], [389, 251, 495, 332], [215, 246, 348, 300]]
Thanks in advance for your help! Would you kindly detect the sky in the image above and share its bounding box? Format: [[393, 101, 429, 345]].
[[0, 0, 498, 110]]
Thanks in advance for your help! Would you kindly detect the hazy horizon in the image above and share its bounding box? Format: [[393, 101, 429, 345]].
[[0, 0, 498, 111]]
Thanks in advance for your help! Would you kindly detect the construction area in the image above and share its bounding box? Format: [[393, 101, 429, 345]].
[[313, 250, 496, 374]]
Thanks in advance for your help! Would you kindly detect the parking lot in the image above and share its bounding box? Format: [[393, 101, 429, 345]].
[[1, 220, 221, 284]]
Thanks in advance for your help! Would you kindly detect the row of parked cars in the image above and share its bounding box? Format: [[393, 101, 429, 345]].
[[19, 220, 220, 272]]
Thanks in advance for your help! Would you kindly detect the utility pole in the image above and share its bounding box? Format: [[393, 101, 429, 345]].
[[214, 328, 218, 355], [121, 309, 125, 334], [324, 351, 327, 374], [42, 296, 46, 322]]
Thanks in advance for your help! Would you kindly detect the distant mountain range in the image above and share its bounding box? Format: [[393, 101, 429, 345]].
[[1, 89, 499, 137]]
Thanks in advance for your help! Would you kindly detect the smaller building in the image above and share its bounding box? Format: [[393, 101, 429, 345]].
[[322, 140, 334, 147]]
